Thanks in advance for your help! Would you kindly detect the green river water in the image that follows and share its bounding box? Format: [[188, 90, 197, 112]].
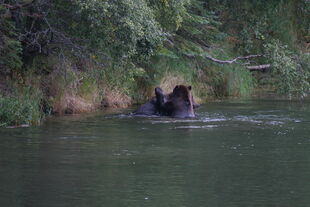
[[0, 98, 309, 207]]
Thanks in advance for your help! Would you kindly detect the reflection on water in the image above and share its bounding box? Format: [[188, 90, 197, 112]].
[[0, 98, 310, 207]]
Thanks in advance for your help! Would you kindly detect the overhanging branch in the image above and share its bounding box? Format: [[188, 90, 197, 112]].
[[204, 54, 264, 64], [185, 53, 264, 64], [246, 64, 271, 71], [185, 53, 270, 71]]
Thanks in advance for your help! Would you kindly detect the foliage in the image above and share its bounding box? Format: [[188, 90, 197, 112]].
[[72, 0, 165, 60], [193, 0, 309, 97], [202, 61, 255, 97], [101, 62, 148, 97], [264, 40, 310, 96], [226, 65, 256, 97], [147, 0, 190, 31], [0, 5, 23, 74], [0, 86, 43, 127], [207, 0, 309, 54]]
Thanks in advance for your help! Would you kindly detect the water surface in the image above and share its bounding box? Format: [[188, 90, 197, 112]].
[[0, 98, 310, 207]]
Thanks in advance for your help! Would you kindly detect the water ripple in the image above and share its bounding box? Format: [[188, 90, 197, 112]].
[[174, 125, 218, 129]]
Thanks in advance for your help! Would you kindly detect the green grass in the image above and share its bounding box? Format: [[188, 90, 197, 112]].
[[0, 87, 43, 127]]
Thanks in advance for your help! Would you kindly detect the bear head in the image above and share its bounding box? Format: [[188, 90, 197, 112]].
[[168, 85, 195, 118]]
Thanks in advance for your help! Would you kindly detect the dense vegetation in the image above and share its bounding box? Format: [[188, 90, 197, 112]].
[[0, 0, 309, 126]]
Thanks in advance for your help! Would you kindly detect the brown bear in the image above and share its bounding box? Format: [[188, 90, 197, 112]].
[[134, 85, 199, 118]]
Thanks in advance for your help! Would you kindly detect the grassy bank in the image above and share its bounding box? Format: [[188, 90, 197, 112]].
[[0, 51, 256, 127], [0, 86, 42, 127]]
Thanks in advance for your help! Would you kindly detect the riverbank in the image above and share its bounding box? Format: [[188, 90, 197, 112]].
[[1, 1, 309, 127], [0, 55, 256, 127], [1, 48, 309, 127]]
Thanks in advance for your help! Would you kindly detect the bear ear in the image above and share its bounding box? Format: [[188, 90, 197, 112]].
[[174, 85, 179, 89], [188, 85, 192, 91], [155, 87, 163, 95]]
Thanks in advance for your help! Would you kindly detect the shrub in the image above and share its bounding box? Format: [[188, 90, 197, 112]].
[[73, 0, 165, 59], [264, 39, 310, 97], [0, 87, 43, 127], [0, 6, 23, 74]]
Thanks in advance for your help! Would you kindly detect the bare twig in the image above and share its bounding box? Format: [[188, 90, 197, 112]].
[[3, 0, 108, 66], [2, 1, 34, 10]]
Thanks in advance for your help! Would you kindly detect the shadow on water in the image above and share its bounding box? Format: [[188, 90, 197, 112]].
[[0, 98, 310, 207]]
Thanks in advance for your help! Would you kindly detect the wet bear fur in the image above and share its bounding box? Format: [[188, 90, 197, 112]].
[[134, 85, 199, 118]]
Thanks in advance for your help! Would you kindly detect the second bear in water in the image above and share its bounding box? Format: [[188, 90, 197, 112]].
[[134, 85, 199, 118]]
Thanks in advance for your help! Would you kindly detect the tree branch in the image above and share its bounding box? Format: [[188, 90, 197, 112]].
[[185, 53, 271, 71], [185, 53, 265, 64], [246, 64, 271, 71], [2, 1, 35, 10]]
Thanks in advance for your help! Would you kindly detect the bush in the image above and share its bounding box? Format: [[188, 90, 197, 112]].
[[72, 0, 165, 59], [0, 87, 43, 127], [0, 6, 23, 74], [264, 39, 310, 97]]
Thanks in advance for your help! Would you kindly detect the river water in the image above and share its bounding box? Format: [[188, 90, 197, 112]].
[[0, 98, 309, 207]]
